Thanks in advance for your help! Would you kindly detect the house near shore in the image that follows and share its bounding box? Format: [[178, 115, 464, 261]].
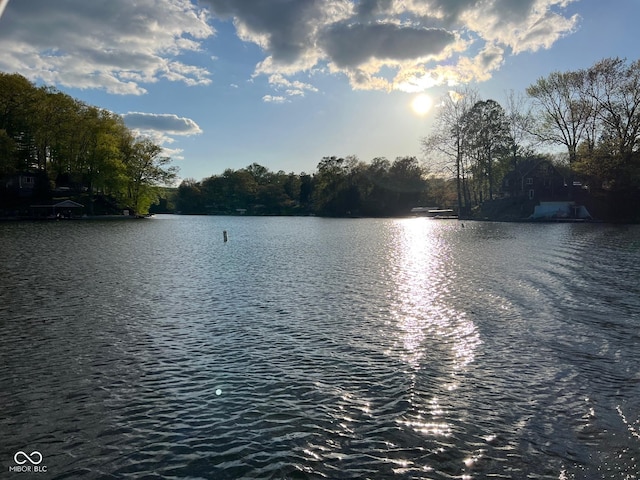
[[529, 201, 592, 220], [3, 172, 37, 198], [502, 158, 568, 202], [30, 200, 84, 219], [499, 158, 594, 221]]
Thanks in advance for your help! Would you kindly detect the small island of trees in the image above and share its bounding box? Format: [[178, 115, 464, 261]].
[[2, 56, 640, 222]]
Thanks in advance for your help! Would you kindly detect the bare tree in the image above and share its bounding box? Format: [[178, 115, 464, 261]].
[[421, 87, 479, 214], [585, 57, 640, 160], [504, 90, 537, 161], [526, 70, 593, 165]]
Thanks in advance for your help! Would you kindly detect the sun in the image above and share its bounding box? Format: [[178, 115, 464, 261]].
[[411, 93, 433, 116]]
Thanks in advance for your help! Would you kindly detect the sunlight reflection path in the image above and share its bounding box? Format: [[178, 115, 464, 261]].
[[390, 218, 480, 378], [388, 218, 482, 460]]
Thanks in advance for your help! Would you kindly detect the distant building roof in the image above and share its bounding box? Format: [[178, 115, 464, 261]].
[[54, 200, 84, 208], [31, 200, 84, 209]]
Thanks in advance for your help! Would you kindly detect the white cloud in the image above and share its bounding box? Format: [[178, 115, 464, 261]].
[[0, 0, 580, 96], [460, 0, 579, 54], [123, 112, 203, 135], [122, 112, 202, 158], [0, 0, 215, 94], [319, 23, 456, 68], [161, 146, 186, 161], [267, 73, 318, 97], [0, 0, 9, 20], [262, 95, 287, 104]]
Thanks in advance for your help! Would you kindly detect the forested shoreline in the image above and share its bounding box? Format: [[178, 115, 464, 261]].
[[3, 57, 640, 221], [0, 73, 176, 216], [173, 57, 640, 222], [172, 156, 436, 217]]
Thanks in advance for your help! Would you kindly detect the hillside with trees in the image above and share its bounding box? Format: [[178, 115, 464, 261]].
[[0, 73, 177, 216]]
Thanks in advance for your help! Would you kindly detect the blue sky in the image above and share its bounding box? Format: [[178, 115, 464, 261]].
[[0, 0, 638, 182]]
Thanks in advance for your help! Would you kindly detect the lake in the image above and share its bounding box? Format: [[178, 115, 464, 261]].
[[1, 215, 639, 479]]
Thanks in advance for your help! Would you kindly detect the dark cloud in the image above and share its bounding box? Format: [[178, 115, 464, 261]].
[[199, 0, 329, 63], [489, 0, 538, 22], [320, 23, 455, 68], [355, 0, 393, 19], [198, 0, 571, 91]]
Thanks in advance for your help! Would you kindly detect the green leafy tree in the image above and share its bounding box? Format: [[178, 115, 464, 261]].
[[0, 129, 17, 175], [461, 99, 512, 203], [386, 156, 427, 214], [124, 138, 178, 215], [225, 168, 258, 211], [359, 157, 391, 215], [312, 156, 349, 215], [0, 73, 38, 172], [299, 173, 313, 209], [176, 178, 205, 214], [283, 172, 302, 208], [0, 73, 176, 214], [312, 156, 363, 216]]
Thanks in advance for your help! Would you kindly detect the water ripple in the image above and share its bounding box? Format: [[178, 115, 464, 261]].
[[1, 218, 639, 478]]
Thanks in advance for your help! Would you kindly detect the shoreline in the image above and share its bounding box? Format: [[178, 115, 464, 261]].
[[0, 214, 152, 222], [1, 212, 636, 224]]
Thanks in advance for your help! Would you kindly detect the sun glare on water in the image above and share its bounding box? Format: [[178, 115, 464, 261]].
[[411, 93, 433, 116]]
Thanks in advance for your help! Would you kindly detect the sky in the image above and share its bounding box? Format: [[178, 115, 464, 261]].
[[0, 0, 638, 182]]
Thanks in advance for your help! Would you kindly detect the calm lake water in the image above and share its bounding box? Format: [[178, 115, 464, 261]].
[[1, 215, 639, 479]]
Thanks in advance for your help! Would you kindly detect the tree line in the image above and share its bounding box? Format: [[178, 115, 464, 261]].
[[528, 57, 640, 194], [177, 57, 640, 220], [174, 156, 451, 217], [0, 73, 176, 215], [3, 56, 640, 220], [423, 57, 640, 220]]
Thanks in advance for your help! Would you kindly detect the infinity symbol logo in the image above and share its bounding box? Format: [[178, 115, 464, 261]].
[[14, 451, 43, 465]]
